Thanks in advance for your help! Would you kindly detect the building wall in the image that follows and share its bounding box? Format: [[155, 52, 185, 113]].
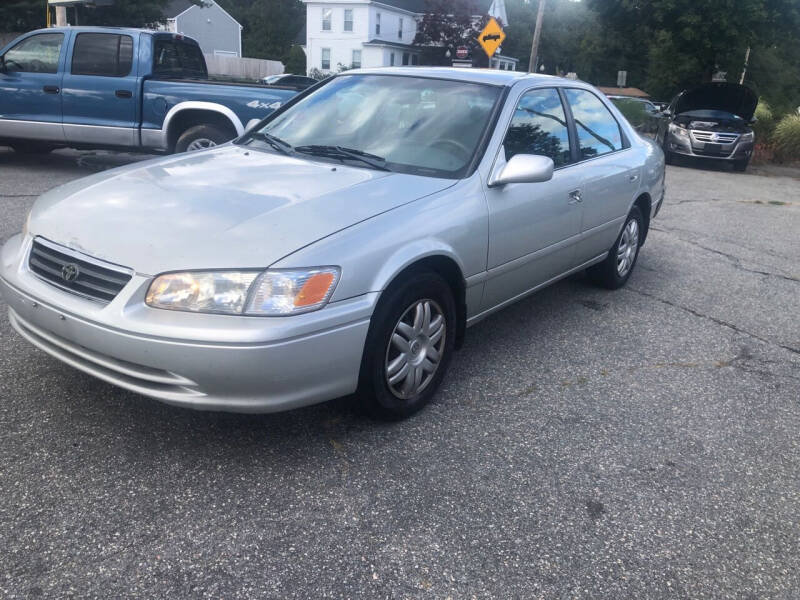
[[174, 1, 242, 57], [304, 1, 418, 73]]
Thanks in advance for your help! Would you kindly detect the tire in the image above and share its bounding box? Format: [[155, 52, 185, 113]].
[[10, 142, 56, 155], [357, 270, 456, 420], [733, 158, 749, 172], [174, 124, 233, 153], [588, 206, 643, 290]]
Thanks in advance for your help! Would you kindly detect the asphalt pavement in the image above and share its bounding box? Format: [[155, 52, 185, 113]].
[[1, 147, 799, 598]]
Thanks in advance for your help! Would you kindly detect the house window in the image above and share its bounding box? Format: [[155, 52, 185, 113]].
[[398, 17, 403, 39], [375, 13, 381, 35], [322, 8, 331, 31], [390, 52, 395, 66], [402, 52, 409, 66], [344, 9, 353, 32], [352, 50, 362, 68], [321, 48, 331, 70]]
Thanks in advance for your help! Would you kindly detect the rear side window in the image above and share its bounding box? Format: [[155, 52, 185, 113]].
[[503, 88, 572, 167], [72, 33, 133, 77], [564, 88, 623, 159], [3, 33, 63, 74], [153, 40, 207, 78]]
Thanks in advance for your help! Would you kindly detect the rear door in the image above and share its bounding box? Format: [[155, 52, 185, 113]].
[[0, 32, 66, 143], [563, 88, 641, 262], [61, 32, 138, 146]]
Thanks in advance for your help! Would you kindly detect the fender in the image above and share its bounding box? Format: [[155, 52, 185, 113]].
[[161, 101, 245, 143], [370, 239, 466, 294]]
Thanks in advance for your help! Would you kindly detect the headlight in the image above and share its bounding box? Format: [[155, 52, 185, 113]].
[[669, 123, 689, 138], [145, 267, 340, 316], [740, 131, 754, 142]]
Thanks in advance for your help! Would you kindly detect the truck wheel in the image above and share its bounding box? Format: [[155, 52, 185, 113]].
[[11, 142, 56, 155], [733, 158, 749, 172], [175, 124, 233, 153]]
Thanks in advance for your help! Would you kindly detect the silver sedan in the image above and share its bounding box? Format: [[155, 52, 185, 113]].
[[0, 68, 665, 419]]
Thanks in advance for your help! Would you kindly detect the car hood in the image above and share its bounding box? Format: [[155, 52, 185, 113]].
[[673, 82, 758, 121], [29, 146, 454, 275]]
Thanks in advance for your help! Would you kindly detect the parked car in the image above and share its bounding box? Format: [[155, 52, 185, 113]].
[[262, 74, 318, 90], [607, 95, 663, 137], [0, 68, 665, 419], [655, 81, 758, 171], [0, 27, 298, 154]]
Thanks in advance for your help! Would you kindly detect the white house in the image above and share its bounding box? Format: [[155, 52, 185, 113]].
[[300, 0, 514, 74], [160, 0, 243, 57]]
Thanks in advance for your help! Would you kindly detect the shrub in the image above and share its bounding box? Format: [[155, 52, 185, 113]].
[[752, 101, 775, 144], [772, 114, 800, 162], [282, 45, 307, 76]]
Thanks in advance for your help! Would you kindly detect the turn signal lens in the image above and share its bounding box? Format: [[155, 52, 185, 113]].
[[245, 267, 340, 315]]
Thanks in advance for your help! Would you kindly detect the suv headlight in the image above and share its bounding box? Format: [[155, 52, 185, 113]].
[[668, 123, 689, 138], [145, 267, 340, 316], [740, 131, 754, 142]]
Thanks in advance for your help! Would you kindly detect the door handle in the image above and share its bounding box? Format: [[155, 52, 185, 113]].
[[568, 189, 582, 204], [43, 85, 60, 94], [115, 89, 132, 98], [629, 174, 639, 182]]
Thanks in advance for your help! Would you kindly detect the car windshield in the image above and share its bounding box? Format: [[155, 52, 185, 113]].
[[251, 74, 503, 178], [678, 109, 744, 121]]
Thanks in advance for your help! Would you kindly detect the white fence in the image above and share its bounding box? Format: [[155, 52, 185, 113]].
[[204, 54, 283, 81]]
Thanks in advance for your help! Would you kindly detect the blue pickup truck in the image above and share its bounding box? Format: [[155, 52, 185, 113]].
[[0, 27, 300, 154]]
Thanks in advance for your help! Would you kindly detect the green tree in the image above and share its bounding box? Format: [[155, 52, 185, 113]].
[[413, 0, 494, 66], [0, 0, 46, 32], [217, 0, 305, 61], [282, 44, 306, 75]]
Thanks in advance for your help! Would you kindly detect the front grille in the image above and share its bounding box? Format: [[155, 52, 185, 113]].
[[691, 130, 739, 144], [28, 237, 132, 303]]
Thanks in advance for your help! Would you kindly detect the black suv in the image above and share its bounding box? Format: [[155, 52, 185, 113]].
[[656, 82, 758, 172]]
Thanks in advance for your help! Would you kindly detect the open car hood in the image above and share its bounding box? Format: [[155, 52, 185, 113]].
[[673, 82, 758, 121]]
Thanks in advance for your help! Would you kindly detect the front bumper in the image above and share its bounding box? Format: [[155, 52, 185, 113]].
[[1, 234, 375, 413], [666, 130, 753, 161]]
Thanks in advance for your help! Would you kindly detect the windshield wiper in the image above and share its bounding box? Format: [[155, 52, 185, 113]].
[[294, 145, 391, 171], [247, 131, 295, 156]]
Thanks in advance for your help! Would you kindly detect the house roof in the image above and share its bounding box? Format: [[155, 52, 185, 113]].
[[363, 38, 418, 50], [372, 0, 493, 15], [597, 86, 650, 98]]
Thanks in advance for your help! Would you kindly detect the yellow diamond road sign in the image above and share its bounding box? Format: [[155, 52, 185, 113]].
[[478, 17, 505, 59]]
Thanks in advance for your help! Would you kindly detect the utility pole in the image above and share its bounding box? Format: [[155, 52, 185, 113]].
[[739, 46, 751, 85], [528, 0, 546, 73], [55, 5, 67, 26]]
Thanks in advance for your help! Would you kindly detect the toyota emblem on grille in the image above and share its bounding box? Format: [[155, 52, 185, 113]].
[[61, 263, 80, 282]]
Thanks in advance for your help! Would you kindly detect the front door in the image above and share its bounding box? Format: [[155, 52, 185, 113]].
[[61, 32, 138, 147], [482, 87, 582, 310], [0, 32, 66, 143]]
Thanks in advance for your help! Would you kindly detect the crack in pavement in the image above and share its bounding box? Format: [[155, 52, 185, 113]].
[[650, 226, 799, 282], [626, 286, 800, 357]]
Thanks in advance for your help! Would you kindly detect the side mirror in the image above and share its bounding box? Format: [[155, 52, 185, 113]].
[[490, 154, 554, 187]]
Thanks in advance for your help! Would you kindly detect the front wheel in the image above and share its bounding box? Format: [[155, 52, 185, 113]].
[[588, 206, 643, 290], [357, 271, 456, 420], [174, 124, 233, 153], [733, 158, 749, 172]]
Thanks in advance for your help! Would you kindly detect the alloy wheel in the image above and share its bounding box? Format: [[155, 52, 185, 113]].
[[186, 138, 217, 151], [616, 218, 639, 277]]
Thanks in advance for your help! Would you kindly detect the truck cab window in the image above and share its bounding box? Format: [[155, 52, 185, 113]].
[[2, 33, 63, 74], [153, 40, 207, 79], [72, 33, 133, 77]]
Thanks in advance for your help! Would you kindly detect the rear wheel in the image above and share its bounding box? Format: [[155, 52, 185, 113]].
[[588, 206, 643, 290], [174, 124, 233, 153], [357, 270, 456, 420]]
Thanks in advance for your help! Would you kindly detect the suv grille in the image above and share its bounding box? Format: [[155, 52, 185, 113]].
[[691, 130, 739, 144], [28, 238, 132, 303]]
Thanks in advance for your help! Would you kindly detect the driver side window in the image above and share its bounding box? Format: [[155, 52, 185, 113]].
[[3, 33, 64, 74]]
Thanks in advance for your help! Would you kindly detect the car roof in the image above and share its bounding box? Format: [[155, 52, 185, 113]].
[[29, 26, 198, 40], [341, 67, 573, 88]]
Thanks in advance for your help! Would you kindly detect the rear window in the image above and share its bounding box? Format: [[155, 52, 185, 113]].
[[72, 33, 133, 77], [153, 39, 207, 78]]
